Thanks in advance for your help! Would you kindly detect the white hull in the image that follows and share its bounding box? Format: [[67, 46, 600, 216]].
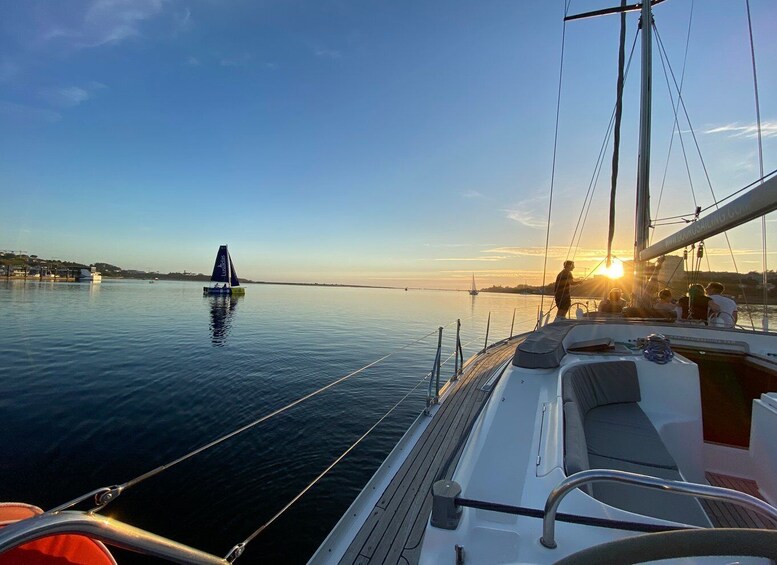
[[314, 320, 777, 564]]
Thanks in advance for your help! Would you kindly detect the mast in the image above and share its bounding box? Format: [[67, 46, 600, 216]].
[[633, 0, 653, 306]]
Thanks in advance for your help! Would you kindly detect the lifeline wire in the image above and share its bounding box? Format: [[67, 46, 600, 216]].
[[64, 323, 455, 512], [233, 359, 440, 552]]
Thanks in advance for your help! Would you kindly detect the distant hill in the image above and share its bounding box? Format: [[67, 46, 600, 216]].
[[0, 252, 225, 283]]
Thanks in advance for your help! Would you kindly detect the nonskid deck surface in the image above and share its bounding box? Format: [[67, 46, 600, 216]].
[[338, 338, 522, 564], [702, 472, 777, 530]]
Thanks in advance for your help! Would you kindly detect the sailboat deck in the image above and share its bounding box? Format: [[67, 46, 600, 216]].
[[702, 472, 777, 530], [338, 337, 522, 564]]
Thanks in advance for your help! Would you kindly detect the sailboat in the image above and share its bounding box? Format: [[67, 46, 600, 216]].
[[469, 273, 478, 296], [0, 3, 775, 564], [203, 245, 246, 296], [311, 2, 777, 563]]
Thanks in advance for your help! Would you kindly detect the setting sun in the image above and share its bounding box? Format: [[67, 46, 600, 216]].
[[597, 261, 624, 279]]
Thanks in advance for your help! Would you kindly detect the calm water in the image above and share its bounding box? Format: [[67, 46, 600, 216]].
[[0, 280, 543, 563]]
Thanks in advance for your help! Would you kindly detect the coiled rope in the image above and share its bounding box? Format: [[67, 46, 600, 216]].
[[642, 334, 674, 364]]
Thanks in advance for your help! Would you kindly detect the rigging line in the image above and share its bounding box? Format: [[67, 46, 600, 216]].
[[664, 254, 684, 286], [569, 29, 639, 261], [235, 369, 432, 550], [653, 220, 695, 227], [653, 211, 700, 222], [117, 324, 446, 493], [698, 168, 777, 213], [652, 0, 695, 237], [540, 0, 572, 314], [745, 0, 768, 329], [606, 0, 627, 268], [652, 24, 755, 321], [652, 17, 699, 228]]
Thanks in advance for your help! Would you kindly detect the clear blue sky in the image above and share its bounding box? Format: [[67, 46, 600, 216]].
[[1, 0, 775, 288]]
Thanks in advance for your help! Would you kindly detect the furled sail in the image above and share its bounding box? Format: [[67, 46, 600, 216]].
[[210, 245, 231, 283]]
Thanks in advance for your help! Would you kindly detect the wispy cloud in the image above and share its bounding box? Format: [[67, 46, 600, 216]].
[[434, 256, 508, 262], [40, 82, 106, 107], [486, 246, 632, 260], [705, 122, 777, 139], [172, 8, 193, 36], [40, 0, 168, 50], [315, 48, 342, 59], [0, 101, 61, 123], [423, 243, 470, 248], [462, 190, 484, 199], [220, 53, 252, 67], [505, 207, 546, 229], [186, 56, 200, 66]]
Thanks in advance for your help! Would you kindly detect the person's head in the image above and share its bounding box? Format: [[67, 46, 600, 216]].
[[658, 288, 672, 302], [688, 284, 705, 299], [705, 282, 724, 295], [608, 288, 622, 301], [563, 260, 575, 271]]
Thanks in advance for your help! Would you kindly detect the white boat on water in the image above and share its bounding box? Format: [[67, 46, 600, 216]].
[[78, 266, 102, 283], [0, 2, 776, 564], [469, 274, 479, 296]]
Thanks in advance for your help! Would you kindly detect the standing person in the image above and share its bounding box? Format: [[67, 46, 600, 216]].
[[705, 282, 738, 327], [554, 260, 579, 320]]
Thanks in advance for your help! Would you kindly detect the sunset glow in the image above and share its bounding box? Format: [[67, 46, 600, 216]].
[[598, 261, 624, 280]]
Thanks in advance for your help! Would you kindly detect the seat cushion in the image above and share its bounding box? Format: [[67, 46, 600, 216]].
[[562, 361, 641, 416], [585, 403, 678, 470], [588, 455, 711, 527]]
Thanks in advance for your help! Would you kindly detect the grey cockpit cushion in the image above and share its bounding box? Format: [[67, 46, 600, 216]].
[[585, 403, 678, 469], [561, 360, 711, 527], [562, 361, 641, 415]]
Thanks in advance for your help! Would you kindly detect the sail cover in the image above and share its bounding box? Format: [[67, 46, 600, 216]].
[[229, 252, 240, 286], [640, 175, 777, 261], [210, 245, 230, 283]]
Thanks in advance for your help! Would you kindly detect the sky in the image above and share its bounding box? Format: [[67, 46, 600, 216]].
[[1, 0, 776, 289]]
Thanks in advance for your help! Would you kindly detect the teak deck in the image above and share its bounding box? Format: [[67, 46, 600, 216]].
[[336, 339, 776, 565], [339, 338, 521, 565], [702, 472, 777, 530]]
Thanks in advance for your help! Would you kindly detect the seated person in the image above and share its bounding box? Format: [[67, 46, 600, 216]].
[[653, 288, 677, 316], [705, 282, 738, 327], [598, 288, 627, 314], [678, 283, 720, 323]]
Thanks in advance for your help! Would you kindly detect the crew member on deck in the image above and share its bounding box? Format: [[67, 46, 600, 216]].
[[678, 284, 720, 323], [653, 288, 678, 317], [598, 288, 627, 314], [705, 282, 738, 327], [554, 260, 580, 320]]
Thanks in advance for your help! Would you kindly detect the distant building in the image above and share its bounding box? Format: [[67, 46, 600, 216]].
[[655, 255, 684, 284]]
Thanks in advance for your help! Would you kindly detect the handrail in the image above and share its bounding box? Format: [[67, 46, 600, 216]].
[[425, 327, 443, 413], [0, 511, 229, 564], [540, 469, 777, 549]]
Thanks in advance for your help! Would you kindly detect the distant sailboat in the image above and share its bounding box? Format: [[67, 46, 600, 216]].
[[469, 273, 478, 296], [203, 245, 246, 296]]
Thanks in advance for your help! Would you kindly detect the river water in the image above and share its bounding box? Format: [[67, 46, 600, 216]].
[[0, 279, 545, 563]]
